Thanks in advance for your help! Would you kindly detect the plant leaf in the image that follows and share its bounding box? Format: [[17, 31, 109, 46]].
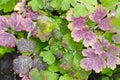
[[0, 32, 16, 48], [101, 0, 118, 10], [28, 0, 45, 11], [74, 3, 88, 17], [16, 38, 36, 53], [40, 51, 55, 65], [13, 55, 32, 75]]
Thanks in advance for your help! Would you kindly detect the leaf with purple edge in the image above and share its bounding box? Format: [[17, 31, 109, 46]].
[[0, 31, 16, 48], [8, 12, 23, 31], [0, 16, 9, 31], [90, 5, 107, 23]]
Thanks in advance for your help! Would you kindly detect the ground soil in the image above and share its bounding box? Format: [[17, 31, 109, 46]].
[[0, 53, 21, 80]]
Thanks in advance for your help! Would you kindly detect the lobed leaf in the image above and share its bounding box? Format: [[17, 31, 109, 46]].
[[13, 55, 32, 75], [40, 51, 55, 65], [28, 0, 45, 11], [0, 32, 16, 48]]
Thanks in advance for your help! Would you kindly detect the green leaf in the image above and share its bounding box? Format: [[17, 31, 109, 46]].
[[102, 68, 113, 77], [74, 4, 88, 17], [29, 69, 58, 80], [111, 18, 120, 34], [50, 0, 77, 10], [40, 51, 55, 64], [48, 64, 59, 72], [0, 0, 16, 12], [43, 70, 59, 80], [63, 53, 73, 64], [115, 6, 120, 18], [0, 0, 9, 4], [85, 0, 97, 5], [62, 34, 76, 50], [0, 46, 14, 58], [102, 77, 109, 80], [59, 74, 72, 80], [50, 0, 62, 10], [29, 69, 43, 80], [73, 53, 82, 69], [70, 0, 77, 6], [85, 4, 96, 13], [60, 0, 71, 11], [101, 0, 118, 10], [30, 36, 47, 54], [28, 0, 45, 11], [103, 31, 114, 43], [74, 69, 91, 80]]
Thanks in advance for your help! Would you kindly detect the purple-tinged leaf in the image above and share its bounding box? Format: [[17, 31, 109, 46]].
[[25, 7, 39, 20], [92, 42, 104, 55], [92, 57, 106, 73], [13, 55, 32, 75], [16, 38, 36, 53], [32, 55, 48, 70], [20, 18, 35, 32], [71, 27, 89, 42], [106, 54, 118, 70], [99, 36, 110, 47], [0, 16, 9, 31], [112, 34, 120, 44], [106, 44, 120, 70], [107, 44, 120, 55], [98, 18, 112, 31], [0, 32, 16, 48], [21, 75, 30, 80], [82, 48, 96, 57], [66, 8, 86, 31], [80, 48, 106, 73], [73, 16, 86, 28], [8, 13, 23, 31], [83, 31, 97, 47], [90, 5, 107, 23], [80, 58, 93, 71]]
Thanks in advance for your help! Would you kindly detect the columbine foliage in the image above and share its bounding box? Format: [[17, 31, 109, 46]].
[[0, 0, 120, 80]]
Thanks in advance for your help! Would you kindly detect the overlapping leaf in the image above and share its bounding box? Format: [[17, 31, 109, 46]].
[[8, 12, 23, 31], [74, 0, 98, 17], [80, 36, 120, 72], [0, 32, 16, 48], [0, 16, 9, 31], [50, 0, 77, 11], [0, 0, 16, 12], [13, 55, 32, 75]]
